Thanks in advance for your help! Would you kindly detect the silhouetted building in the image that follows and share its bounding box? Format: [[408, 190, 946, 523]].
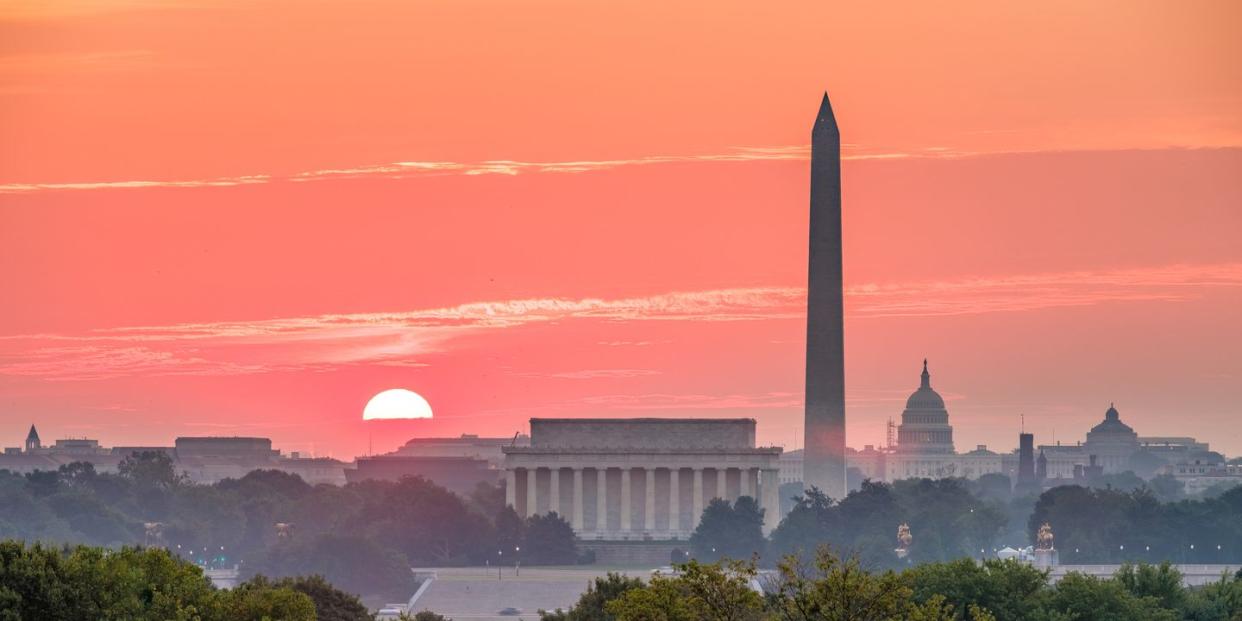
[[390, 433, 528, 468], [347, 455, 496, 495], [1083, 403, 1140, 472], [503, 418, 783, 539], [1017, 433, 1036, 487], [1036, 450, 1048, 480], [173, 437, 280, 484], [896, 360, 955, 454], [885, 361, 988, 480], [804, 91, 847, 499], [1073, 455, 1105, 481], [25, 425, 40, 452]]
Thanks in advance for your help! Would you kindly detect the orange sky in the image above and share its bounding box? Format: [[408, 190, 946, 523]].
[[1, 1, 1240, 458]]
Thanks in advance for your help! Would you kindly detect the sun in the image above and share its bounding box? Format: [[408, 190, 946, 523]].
[[363, 389, 433, 420]]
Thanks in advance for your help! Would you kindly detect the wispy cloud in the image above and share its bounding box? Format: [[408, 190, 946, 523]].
[[1, 262, 1237, 381], [0, 287, 803, 380], [519, 369, 663, 380], [0, 144, 1003, 195], [573, 391, 801, 411], [848, 263, 1242, 317]]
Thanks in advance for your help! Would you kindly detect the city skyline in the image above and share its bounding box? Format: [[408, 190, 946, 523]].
[[2, 2, 1241, 458]]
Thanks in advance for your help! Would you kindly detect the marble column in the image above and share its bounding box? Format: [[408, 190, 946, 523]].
[[668, 468, 681, 535], [620, 468, 632, 532], [525, 467, 538, 518], [739, 467, 752, 499], [572, 468, 584, 531], [505, 469, 516, 509], [691, 468, 703, 529], [596, 468, 608, 533], [761, 468, 781, 534], [716, 467, 727, 500], [549, 468, 560, 517], [645, 468, 656, 532]]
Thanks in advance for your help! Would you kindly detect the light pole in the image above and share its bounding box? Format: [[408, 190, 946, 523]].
[[515, 546, 521, 576], [497, 550, 503, 580]]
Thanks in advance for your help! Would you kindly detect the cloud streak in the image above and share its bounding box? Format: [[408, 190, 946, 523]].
[[0, 144, 1026, 195], [0, 262, 1237, 380]]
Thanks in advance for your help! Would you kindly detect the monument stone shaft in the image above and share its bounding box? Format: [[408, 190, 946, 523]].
[[803, 92, 847, 498]]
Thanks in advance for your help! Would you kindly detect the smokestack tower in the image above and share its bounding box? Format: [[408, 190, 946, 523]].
[[803, 92, 846, 498]]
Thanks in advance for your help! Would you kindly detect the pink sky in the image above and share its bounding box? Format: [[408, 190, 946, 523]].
[[1, 1, 1240, 458]]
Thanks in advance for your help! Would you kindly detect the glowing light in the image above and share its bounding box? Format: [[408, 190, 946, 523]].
[[363, 389, 433, 420]]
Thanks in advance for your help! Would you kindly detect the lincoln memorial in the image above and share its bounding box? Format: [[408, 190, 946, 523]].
[[502, 418, 783, 540]]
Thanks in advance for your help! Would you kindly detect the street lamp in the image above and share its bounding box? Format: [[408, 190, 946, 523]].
[[515, 546, 521, 576]]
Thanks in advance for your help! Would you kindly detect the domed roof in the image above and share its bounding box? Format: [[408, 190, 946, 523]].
[[905, 360, 946, 410], [1089, 403, 1135, 435]]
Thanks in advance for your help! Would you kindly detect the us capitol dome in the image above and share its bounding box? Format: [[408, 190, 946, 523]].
[[896, 360, 956, 455]]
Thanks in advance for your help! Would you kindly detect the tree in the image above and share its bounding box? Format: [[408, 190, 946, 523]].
[[222, 576, 317, 621], [57, 462, 98, 488], [524, 512, 578, 565], [1045, 572, 1178, 621], [24, 470, 61, 498], [494, 506, 525, 558], [903, 558, 1049, 621], [1147, 475, 1185, 503], [606, 560, 765, 621], [1114, 563, 1186, 612], [540, 573, 645, 621], [118, 450, 180, 490], [892, 479, 1005, 563], [269, 574, 372, 621], [349, 475, 494, 565], [768, 547, 956, 621], [689, 498, 766, 562], [0, 541, 219, 620], [405, 612, 451, 621]]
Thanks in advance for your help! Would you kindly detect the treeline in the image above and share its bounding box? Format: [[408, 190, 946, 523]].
[[0, 541, 377, 621], [539, 551, 1242, 621], [0, 452, 580, 602], [689, 480, 1242, 569], [3, 450, 1241, 599]]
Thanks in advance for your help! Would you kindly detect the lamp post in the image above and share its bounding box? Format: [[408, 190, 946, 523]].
[[515, 546, 521, 576], [497, 550, 503, 580]]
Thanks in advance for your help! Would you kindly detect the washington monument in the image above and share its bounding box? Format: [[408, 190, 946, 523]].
[[803, 92, 846, 498]]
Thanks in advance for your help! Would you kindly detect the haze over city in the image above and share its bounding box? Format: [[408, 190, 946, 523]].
[[3, 1, 1241, 458]]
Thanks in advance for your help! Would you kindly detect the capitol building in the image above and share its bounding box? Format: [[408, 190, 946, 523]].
[[884, 360, 1003, 481], [781, 360, 1225, 491]]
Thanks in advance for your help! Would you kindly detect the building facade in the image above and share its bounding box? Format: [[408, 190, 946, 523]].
[[502, 418, 783, 539]]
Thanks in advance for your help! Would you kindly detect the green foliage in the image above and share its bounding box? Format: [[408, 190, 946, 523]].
[[903, 558, 1049, 620], [523, 512, 578, 565], [770, 547, 955, 621], [689, 497, 766, 562], [541, 572, 645, 621], [1030, 485, 1242, 563], [1115, 562, 1187, 611], [118, 450, 182, 490], [769, 480, 1005, 568], [223, 575, 317, 621], [1045, 572, 1178, 621], [605, 560, 765, 621], [0, 540, 323, 621], [265, 574, 373, 621], [405, 611, 452, 621]]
